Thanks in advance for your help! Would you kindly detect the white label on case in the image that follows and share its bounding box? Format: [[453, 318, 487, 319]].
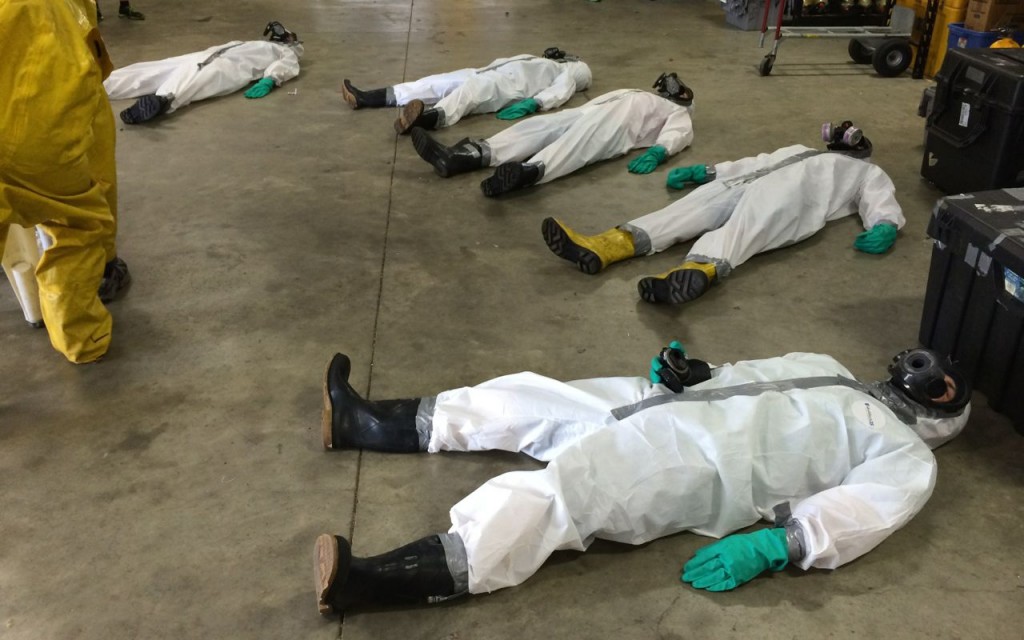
[[1005, 268, 1024, 303], [959, 102, 970, 127]]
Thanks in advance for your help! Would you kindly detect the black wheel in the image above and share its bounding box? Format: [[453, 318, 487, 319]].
[[872, 39, 912, 77], [758, 55, 774, 77], [848, 39, 873, 64]]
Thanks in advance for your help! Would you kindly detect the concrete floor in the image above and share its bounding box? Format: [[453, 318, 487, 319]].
[[2, 0, 1022, 638]]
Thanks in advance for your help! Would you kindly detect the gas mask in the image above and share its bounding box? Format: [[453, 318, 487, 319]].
[[888, 348, 971, 414], [868, 348, 972, 448], [264, 21, 299, 45], [653, 72, 694, 107], [822, 119, 872, 159], [543, 47, 580, 62]]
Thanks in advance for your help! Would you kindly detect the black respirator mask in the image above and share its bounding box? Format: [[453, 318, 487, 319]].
[[264, 21, 298, 45], [887, 348, 971, 415], [822, 120, 872, 159], [543, 47, 579, 62], [653, 72, 694, 107]]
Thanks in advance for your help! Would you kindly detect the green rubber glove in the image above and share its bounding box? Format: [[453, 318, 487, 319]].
[[650, 340, 686, 385], [666, 164, 709, 190], [496, 98, 539, 120], [627, 145, 668, 174], [244, 77, 276, 99], [853, 222, 898, 254], [682, 528, 789, 592]]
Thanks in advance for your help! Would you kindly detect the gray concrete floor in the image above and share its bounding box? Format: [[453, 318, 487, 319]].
[[2, 0, 1022, 638]]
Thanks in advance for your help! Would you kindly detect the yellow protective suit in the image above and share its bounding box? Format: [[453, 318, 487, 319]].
[[0, 0, 119, 363]]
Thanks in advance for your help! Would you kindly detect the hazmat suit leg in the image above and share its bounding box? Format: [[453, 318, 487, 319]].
[[484, 109, 581, 166], [103, 52, 203, 99], [392, 68, 476, 106], [428, 372, 658, 460], [623, 181, 741, 257], [526, 99, 652, 185], [432, 73, 523, 128], [443, 395, 718, 593], [0, 1, 120, 363], [0, 108, 118, 363], [686, 178, 855, 273]]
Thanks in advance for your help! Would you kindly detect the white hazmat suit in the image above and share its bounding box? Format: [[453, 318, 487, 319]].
[[619, 144, 905, 277], [421, 352, 968, 593], [391, 55, 592, 127], [480, 88, 694, 185], [103, 40, 303, 114]]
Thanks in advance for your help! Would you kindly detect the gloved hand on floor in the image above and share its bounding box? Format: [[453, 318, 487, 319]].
[[853, 223, 898, 254], [245, 78, 276, 99], [682, 528, 789, 592], [627, 145, 667, 174], [650, 340, 686, 386], [667, 164, 711, 190], [496, 98, 539, 120]]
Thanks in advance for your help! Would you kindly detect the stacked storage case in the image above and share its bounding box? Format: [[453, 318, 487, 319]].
[[919, 190, 1024, 433], [922, 47, 1024, 194]]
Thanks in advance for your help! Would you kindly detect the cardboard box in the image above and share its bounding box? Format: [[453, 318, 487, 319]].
[[964, 0, 1024, 31]]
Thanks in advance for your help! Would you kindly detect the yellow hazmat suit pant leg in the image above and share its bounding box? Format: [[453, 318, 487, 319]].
[[0, 0, 119, 364]]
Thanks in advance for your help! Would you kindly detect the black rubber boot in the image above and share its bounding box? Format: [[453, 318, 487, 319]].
[[410, 128, 486, 178], [394, 99, 441, 134], [321, 353, 423, 453], [341, 79, 388, 109], [98, 257, 131, 303], [314, 534, 459, 615], [480, 162, 542, 198], [637, 268, 711, 305], [120, 94, 170, 124]]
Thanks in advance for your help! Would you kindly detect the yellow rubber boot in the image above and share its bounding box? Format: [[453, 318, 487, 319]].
[[541, 217, 636, 275], [637, 261, 717, 305]]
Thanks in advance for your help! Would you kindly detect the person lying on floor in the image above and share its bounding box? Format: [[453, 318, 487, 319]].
[[410, 72, 695, 197], [103, 21, 302, 124], [543, 120, 902, 305], [341, 47, 592, 134], [312, 344, 970, 614]]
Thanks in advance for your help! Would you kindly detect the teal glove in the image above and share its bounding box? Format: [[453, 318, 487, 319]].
[[853, 222, 898, 254], [244, 77, 276, 99], [667, 164, 710, 190], [627, 145, 668, 174], [682, 528, 788, 592], [496, 98, 539, 120], [650, 340, 686, 385]]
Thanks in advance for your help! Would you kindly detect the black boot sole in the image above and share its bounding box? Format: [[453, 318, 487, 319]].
[[120, 95, 167, 125], [637, 269, 710, 305], [322, 353, 352, 450], [412, 127, 454, 178], [481, 162, 531, 198], [314, 534, 352, 615], [395, 100, 424, 135], [341, 80, 361, 109], [541, 218, 602, 275]]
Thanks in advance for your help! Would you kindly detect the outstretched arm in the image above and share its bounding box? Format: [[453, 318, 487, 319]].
[[852, 164, 905, 253], [261, 44, 302, 86], [653, 108, 695, 157], [684, 431, 938, 591], [531, 68, 578, 111]]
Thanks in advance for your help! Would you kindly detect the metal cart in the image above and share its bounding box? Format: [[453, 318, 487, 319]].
[[757, 1, 916, 77]]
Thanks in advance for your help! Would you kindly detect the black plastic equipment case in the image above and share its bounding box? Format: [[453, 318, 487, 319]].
[[919, 190, 1024, 433], [922, 48, 1024, 195]]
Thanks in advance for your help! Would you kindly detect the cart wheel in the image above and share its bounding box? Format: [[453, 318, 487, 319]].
[[758, 55, 774, 77], [848, 39, 874, 64], [872, 39, 912, 77]]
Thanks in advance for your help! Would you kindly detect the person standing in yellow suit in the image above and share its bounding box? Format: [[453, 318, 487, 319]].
[[0, 0, 130, 364]]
